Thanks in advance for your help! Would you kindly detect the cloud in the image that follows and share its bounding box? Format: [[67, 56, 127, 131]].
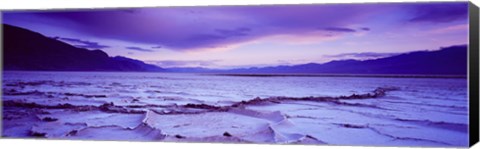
[[4, 2, 468, 51], [5, 4, 384, 51], [125, 46, 155, 52], [428, 24, 468, 34], [324, 52, 400, 60], [408, 3, 468, 23], [214, 27, 251, 37], [55, 37, 110, 49], [146, 60, 222, 68], [359, 27, 370, 31], [321, 27, 357, 33]]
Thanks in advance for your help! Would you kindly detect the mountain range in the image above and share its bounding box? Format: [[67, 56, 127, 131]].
[[2, 24, 467, 75], [165, 45, 467, 75], [3, 24, 163, 71], [221, 45, 467, 75]]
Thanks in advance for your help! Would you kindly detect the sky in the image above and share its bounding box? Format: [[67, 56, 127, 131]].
[[2, 2, 469, 69]]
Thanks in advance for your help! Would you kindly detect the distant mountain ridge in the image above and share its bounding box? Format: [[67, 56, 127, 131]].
[[3, 24, 163, 71], [2, 24, 467, 75], [162, 45, 467, 75], [222, 45, 467, 75]]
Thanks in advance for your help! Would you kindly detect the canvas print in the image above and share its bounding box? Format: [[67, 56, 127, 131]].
[[1, 2, 471, 147]]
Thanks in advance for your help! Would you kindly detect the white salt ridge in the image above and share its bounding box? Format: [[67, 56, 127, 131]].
[[36, 111, 144, 129], [66, 124, 164, 141]]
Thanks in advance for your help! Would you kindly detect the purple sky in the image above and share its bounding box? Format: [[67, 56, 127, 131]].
[[2, 2, 469, 68]]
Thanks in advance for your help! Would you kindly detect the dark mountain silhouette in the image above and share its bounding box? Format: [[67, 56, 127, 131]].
[[222, 45, 467, 75], [2, 24, 163, 71]]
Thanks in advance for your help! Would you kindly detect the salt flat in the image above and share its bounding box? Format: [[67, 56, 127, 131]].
[[2, 71, 469, 147]]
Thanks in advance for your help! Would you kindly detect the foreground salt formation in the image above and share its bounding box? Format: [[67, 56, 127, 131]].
[[2, 72, 469, 147]]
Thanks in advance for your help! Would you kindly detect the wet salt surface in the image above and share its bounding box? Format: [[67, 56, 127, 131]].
[[2, 71, 469, 147]]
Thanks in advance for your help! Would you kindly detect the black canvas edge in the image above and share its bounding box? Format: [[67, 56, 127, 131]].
[[469, 1, 480, 147], [0, 11, 4, 138]]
